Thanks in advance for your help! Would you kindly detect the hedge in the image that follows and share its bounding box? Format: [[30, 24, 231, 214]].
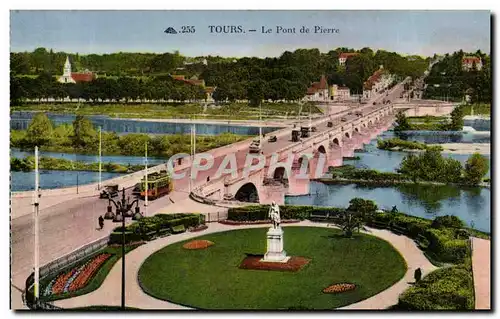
[[109, 213, 203, 244], [227, 205, 344, 222], [398, 265, 474, 310]]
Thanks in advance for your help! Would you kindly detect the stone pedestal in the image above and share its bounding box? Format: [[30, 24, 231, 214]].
[[263, 227, 289, 262]]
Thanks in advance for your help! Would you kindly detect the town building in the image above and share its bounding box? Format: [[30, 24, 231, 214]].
[[362, 66, 395, 99], [171, 74, 216, 102], [304, 75, 329, 102], [329, 84, 351, 101], [462, 56, 483, 71], [58, 56, 96, 84], [338, 52, 359, 66]]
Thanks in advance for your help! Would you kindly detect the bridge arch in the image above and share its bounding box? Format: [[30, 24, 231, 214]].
[[272, 167, 287, 180], [234, 182, 259, 203], [369, 120, 373, 126], [345, 132, 351, 139], [332, 137, 340, 147], [296, 154, 311, 173], [354, 127, 359, 133], [317, 145, 326, 154]]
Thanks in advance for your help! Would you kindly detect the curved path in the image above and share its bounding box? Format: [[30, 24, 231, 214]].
[[54, 220, 436, 310]]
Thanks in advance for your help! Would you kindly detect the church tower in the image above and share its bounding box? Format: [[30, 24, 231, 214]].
[[63, 56, 72, 76], [58, 56, 76, 83]]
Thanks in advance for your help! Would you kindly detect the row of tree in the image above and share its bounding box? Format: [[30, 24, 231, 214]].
[[423, 50, 491, 103], [11, 47, 429, 104], [12, 113, 247, 158]]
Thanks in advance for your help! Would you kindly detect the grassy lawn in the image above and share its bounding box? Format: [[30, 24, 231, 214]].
[[461, 103, 491, 116], [11, 102, 322, 121], [138, 227, 407, 310], [40, 244, 142, 302]]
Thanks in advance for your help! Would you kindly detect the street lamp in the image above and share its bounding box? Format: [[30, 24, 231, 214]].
[[105, 188, 143, 310]]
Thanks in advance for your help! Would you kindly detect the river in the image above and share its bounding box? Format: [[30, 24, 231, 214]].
[[10, 112, 282, 136], [285, 129, 491, 232]]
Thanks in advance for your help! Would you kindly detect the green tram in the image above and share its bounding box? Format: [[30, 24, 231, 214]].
[[140, 170, 173, 200]]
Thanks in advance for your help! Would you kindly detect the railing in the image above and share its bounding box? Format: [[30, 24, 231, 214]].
[[23, 236, 110, 310]]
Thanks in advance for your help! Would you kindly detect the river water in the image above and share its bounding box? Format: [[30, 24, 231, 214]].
[[285, 130, 491, 232], [10, 112, 281, 136]]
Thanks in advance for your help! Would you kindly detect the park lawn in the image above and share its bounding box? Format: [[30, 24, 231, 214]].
[[67, 306, 141, 311], [138, 227, 407, 310], [40, 244, 143, 302]]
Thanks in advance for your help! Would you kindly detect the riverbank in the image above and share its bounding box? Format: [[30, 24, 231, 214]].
[[314, 177, 490, 189], [431, 143, 490, 155]]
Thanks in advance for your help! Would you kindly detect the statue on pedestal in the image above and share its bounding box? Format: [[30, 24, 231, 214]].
[[268, 201, 281, 229]]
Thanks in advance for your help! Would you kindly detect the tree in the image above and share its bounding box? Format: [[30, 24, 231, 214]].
[[463, 153, 489, 185], [71, 115, 97, 148], [347, 198, 378, 218], [25, 113, 54, 147], [448, 105, 464, 131], [339, 211, 364, 238], [394, 111, 411, 132]]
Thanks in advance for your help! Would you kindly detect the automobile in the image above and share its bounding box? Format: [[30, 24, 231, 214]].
[[372, 102, 377, 105], [311, 126, 317, 132], [100, 184, 119, 199], [355, 111, 363, 116], [327, 121, 333, 128], [268, 135, 277, 142], [249, 140, 261, 153], [341, 117, 347, 122], [291, 129, 300, 142], [347, 112, 353, 115]]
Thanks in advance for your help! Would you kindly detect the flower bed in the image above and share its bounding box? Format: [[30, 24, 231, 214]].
[[220, 219, 300, 226], [43, 253, 112, 297], [322, 283, 356, 294], [183, 240, 214, 250], [239, 255, 310, 272]]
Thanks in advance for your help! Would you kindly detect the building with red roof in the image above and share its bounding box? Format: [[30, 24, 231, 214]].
[[58, 56, 96, 84], [304, 75, 329, 102], [171, 74, 215, 102], [462, 56, 482, 71], [362, 66, 395, 99], [338, 52, 359, 66]]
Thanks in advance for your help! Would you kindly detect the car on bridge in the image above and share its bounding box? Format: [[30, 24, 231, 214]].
[[249, 140, 261, 153], [268, 135, 277, 143], [100, 184, 119, 199], [341, 117, 347, 122]]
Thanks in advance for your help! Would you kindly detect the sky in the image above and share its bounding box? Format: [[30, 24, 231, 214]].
[[10, 10, 491, 57]]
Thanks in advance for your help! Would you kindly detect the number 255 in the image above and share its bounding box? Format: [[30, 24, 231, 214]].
[[182, 26, 195, 33]]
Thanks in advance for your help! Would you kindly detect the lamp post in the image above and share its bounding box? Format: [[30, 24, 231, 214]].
[[106, 188, 143, 310]]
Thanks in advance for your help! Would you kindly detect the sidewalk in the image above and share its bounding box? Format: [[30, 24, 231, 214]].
[[54, 221, 436, 310], [472, 237, 491, 310]]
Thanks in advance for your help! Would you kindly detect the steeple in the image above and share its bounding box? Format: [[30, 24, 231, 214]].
[[63, 56, 72, 76]]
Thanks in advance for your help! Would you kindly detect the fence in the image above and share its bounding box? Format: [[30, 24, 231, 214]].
[[40, 236, 109, 279], [203, 211, 229, 223], [23, 235, 109, 310]]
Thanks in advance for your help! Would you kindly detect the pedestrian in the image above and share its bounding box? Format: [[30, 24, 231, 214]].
[[414, 267, 422, 283], [98, 215, 104, 230]]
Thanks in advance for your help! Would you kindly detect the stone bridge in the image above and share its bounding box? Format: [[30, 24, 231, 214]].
[[191, 104, 395, 206]]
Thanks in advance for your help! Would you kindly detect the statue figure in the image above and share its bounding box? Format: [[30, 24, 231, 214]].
[[269, 201, 281, 229]]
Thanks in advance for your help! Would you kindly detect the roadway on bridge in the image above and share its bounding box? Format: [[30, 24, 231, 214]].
[[10, 79, 406, 308]]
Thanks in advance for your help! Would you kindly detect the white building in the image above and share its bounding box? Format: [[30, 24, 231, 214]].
[[338, 52, 359, 66], [363, 66, 395, 99], [329, 84, 351, 101], [58, 56, 76, 84]]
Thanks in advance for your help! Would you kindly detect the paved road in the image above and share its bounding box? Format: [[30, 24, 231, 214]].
[[472, 237, 491, 310], [10, 79, 406, 308]]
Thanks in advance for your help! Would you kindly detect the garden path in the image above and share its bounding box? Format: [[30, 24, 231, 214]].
[[472, 237, 491, 310], [54, 221, 437, 310]]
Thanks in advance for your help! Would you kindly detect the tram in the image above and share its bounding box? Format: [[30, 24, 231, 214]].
[[140, 170, 173, 200]]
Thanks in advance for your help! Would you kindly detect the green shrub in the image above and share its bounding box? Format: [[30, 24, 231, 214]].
[[172, 225, 186, 234], [431, 215, 465, 229], [424, 228, 469, 263], [227, 205, 344, 221], [108, 231, 142, 245], [398, 266, 474, 310]]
